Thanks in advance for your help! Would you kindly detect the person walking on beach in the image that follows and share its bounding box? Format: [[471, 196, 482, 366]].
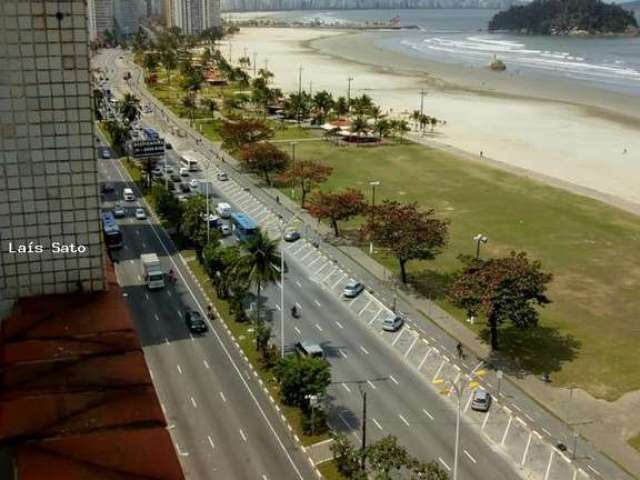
[[480, 150, 483, 158]]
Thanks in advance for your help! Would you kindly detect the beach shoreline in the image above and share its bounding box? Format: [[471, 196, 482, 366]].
[[231, 27, 640, 209]]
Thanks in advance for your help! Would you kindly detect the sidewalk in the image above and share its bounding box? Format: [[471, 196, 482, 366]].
[[118, 51, 639, 480]]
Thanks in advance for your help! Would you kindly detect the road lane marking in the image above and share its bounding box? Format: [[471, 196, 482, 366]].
[[314, 299, 321, 307], [203, 360, 210, 369], [367, 380, 377, 390], [208, 435, 215, 449], [295, 302, 302, 310], [176, 365, 182, 375], [315, 324, 323, 332], [219, 392, 227, 402], [335, 321, 344, 329], [145, 293, 149, 300], [295, 280, 302, 287], [586, 465, 601, 476], [438, 458, 451, 471], [175, 443, 189, 456], [542, 427, 551, 436], [342, 383, 352, 393], [294, 326, 302, 336], [154, 313, 160, 321], [275, 303, 281, 311], [339, 349, 348, 359], [360, 346, 369, 355], [372, 418, 383, 431], [398, 414, 410, 426], [389, 375, 399, 385], [239, 429, 247, 442], [191, 396, 197, 408], [422, 409, 434, 420], [464, 450, 477, 464]]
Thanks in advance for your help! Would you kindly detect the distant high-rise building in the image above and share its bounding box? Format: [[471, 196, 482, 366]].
[[88, 0, 115, 41], [0, 0, 105, 306], [113, 0, 146, 35], [171, 0, 221, 34]]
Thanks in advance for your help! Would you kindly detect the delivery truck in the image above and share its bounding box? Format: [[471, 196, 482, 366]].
[[141, 253, 165, 290]]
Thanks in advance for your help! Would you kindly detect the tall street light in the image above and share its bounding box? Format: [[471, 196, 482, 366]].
[[347, 76, 354, 112], [369, 181, 380, 254], [473, 233, 488, 259]]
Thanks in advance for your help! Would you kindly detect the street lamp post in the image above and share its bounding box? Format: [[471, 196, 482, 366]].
[[473, 233, 488, 259], [289, 141, 297, 198], [369, 181, 380, 254], [347, 77, 354, 112]]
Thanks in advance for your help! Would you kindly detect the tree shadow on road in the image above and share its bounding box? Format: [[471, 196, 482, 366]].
[[482, 324, 581, 379]]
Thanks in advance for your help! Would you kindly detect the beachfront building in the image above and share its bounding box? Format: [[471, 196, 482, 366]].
[[170, 0, 221, 34], [113, 0, 147, 36], [0, 0, 105, 310], [88, 0, 115, 42]]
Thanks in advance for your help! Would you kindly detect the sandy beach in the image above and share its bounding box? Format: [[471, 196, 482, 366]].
[[229, 27, 640, 210]]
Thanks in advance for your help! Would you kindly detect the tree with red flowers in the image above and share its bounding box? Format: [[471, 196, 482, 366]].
[[447, 252, 552, 350], [240, 142, 289, 185], [362, 201, 449, 284], [220, 118, 273, 151], [307, 188, 366, 237], [278, 160, 333, 207]]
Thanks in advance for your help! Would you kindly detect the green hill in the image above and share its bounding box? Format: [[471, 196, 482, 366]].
[[488, 0, 638, 35]]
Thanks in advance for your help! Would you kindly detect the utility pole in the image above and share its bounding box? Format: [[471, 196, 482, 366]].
[[347, 76, 354, 112], [419, 88, 425, 133], [253, 51, 257, 77], [360, 390, 367, 470], [297, 66, 303, 123], [309, 80, 312, 98]]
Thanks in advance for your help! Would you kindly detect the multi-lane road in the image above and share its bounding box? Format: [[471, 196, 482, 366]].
[[93, 47, 633, 480]]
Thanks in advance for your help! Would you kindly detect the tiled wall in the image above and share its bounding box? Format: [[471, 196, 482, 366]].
[[0, 1, 105, 300]]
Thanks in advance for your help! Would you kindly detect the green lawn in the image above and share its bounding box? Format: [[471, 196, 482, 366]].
[[182, 253, 330, 446], [629, 433, 640, 453], [317, 460, 346, 480], [286, 140, 640, 401]]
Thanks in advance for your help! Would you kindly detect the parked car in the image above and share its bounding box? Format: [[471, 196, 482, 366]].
[[135, 208, 146, 220], [295, 341, 325, 359], [220, 223, 231, 236], [382, 313, 404, 332], [471, 388, 492, 412], [113, 203, 126, 218], [100, 147, 111, 159], [216, 171, 228, 181], [185, 310, 208, 334], [165, 142, 172, 149], [284, 229, 301, 242], [180, 167, 189, 177], [164, 166, 174, 174], [170, 173, 181, 182], [190, 178, 200, 189], [343, 279, 365, 298]]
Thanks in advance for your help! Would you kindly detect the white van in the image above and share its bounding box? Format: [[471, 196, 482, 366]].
[[123, 188, 135, 201], [216, 202, 232, 218]]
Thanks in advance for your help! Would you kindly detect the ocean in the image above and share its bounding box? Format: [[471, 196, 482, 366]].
[[225, 9, 640, 96]]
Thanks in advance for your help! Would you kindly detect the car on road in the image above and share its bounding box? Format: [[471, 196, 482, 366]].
[[284, 230, 301, 242], [343, 279, 365, 298], [100, 147, 111, 159], [164, 166, 174, 174], [471, 388, 492, 412], [185, 310, 208, 334], [216, 172, 228, 181], [189, 178, 200, 189], [101, 182, 115, 193], [113, 203, 126, 218], [123, 188, 135, 202], [170, 173, 181, 182], [165, 142, 172, 149], [382, 313, 404, 332], [179, 182, 191, 193], [295, 341, 325, 359], [152, 167, 163, 177], [135, 208, 146, 220], [220, 223, 231, 236], [180, 167, 189, 177]]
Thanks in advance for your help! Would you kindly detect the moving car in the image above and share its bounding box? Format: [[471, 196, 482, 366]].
[[180, 167, 189, 177], [295, 341, 325, 359], [284, 230, 301, 242], [189, 178, 200, 189], [113, 203, 126, 218], [185, 310, 208, 334], [216, 171, 228, 181], [343, 279, 365, 298], [220, 223, 231, 236], [101, 182, 115, 193], [170, 173, 181, 182], [123, 188, 135, 202], [100, 147, 111, 159], [216, 202, 232, 218], [382, 313, 404, 332], [135, 208, 146, 220], [471, 388, 492, 412], [164, 166, 174, 174], [165, 142, 172, 149]]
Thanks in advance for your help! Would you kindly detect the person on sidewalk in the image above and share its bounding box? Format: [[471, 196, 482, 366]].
[[456, 342, 464, 359]]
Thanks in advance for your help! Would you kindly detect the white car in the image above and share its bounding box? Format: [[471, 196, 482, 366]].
[[217, 172, 228, 181], [180, 167, 189, 177], [343, 279, 365, 298], [135, 208, 146, 220], [382, 314, 404, 332], [190, 178, 200, 189], [220, 224, 231, 236]]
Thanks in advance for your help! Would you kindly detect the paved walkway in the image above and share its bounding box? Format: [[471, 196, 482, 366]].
[[118, 51, 639, 480]]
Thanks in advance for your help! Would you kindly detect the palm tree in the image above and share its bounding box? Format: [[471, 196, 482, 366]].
[[374, 118, 391, 139], [160, 48, 178, 85], [258, 68, 274, 83], [118, 93, 140, 125], [232, 232, 281, 337], [350, 115, 368, 139], [411, 110, 421, 129], [143, 52, 160, 74], [312, 90, 335, 124], [335, 96, 349, 117], [396, 119, 410, 143]]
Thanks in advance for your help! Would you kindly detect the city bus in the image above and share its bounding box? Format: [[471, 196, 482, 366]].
[[101, 211, 123, 249], [230, 212, 258, 242], [179, 151, 201, 172]]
